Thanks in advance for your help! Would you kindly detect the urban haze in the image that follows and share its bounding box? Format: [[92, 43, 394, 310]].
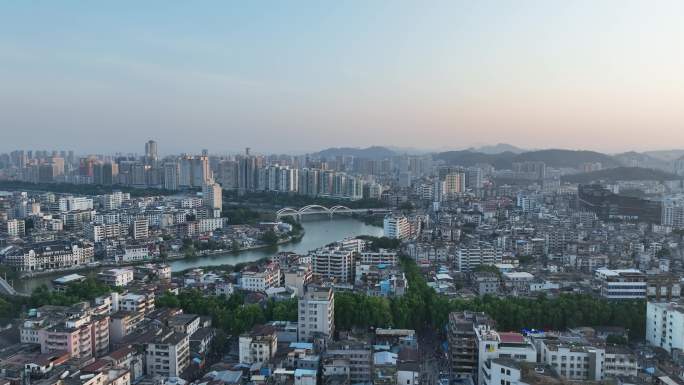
[[1, 3, 684, 385]]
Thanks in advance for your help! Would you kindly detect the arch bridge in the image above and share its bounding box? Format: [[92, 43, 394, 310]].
[[276, 205, 390, 219]]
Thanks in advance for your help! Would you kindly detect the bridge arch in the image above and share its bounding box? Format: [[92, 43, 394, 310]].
[[276, 207, 300, 218], [330, 205, 352, 215], [298, 205, 332, 215]]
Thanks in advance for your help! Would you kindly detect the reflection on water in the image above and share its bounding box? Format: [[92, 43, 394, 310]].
[[13, 217, 383, 294]]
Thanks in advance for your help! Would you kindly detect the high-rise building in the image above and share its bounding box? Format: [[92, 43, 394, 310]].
[[512, 161, 546, 180], [647, 301, 684, 353], [298, 168, 320, 197], [106, 163, 118, 185], [164, 162, 180, 190], [662, 197, 684, 229], [144, 140, 158, 164], [297, 286, 335, 342], [466, 167, 483, 189], [179, 155, 211, 188], [312, 247, 355, 283], [443, 172, 465, 199], [217, 159, 238, 189], [203, 180, 222, 217], [237, 152, 260, 192], [132, 218, 149, 240]]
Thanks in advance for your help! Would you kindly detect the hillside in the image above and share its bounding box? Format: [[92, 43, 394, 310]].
[[470, 143, 526, 154], [435, 149, 621, 169], [314, 146, 396, 159], [643, 149, 684, 162], [512, 149, 622, 169], [562, 167, 681, 184], [433, 150, 517, 168], [613, 151, 670, 171]]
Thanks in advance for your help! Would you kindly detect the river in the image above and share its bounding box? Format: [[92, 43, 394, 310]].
[[13, 217, 383, 294]]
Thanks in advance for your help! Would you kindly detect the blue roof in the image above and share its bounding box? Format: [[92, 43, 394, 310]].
[[294, 369, 317, 377], [289, 342, 314, 350]]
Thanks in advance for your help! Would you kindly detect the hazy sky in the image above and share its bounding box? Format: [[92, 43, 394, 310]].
[[1, 1, 683, 155]]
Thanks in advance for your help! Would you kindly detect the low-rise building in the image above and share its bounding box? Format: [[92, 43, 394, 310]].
[[98, 268, 134, 287], [238, 325, 278, 364]]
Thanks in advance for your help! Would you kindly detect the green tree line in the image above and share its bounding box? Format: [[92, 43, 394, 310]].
[[156, 290, 297, 336], [335, 257, 646, 339], [0, 277, 115, 320]]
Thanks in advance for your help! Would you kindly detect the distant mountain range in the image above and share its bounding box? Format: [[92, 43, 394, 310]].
[[314, 146, 396, 160], [434, 149, 622, 169], [612, 151, 670, 170], [562, 167, 680, 184], [468, 143, 526, 154], [310, 145, 684, 177], [643, 149, 684, 162]]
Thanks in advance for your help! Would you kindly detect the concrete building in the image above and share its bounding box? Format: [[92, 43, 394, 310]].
[[477, 330, 537, 385], [238, 325, 278, 364], [457, 244, 503, 272], [132, 218, 149, 240], [312, 247, 355, 283], [448, 311, 496, 382], [325, 341, 373, 384], [202, 180, 222, 217], [383, 215, 410, 240], [2, 241, 94, 272], [297, 286, 334, 342], [98, 268, 134, 287], [443, 172, 465, 199], [539, 340, 604, 381], [240, 264, 281, 292], [595, 268, 646, 300], [4, 219, 26, 237], [646, 301, 684, 353], [145, 329, 190, 378]]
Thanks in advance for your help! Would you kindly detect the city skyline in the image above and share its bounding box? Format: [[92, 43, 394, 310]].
[[1, 1, 683, 153]]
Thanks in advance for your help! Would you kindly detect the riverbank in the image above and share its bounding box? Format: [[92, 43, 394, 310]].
[[164, 232, 304, 261], [13, 218, 383, 294], [18, 232, 305, 279]]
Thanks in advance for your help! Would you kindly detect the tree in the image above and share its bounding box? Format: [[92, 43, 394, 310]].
[[260, 230, 279, 246], [231, 240, 241, 254]]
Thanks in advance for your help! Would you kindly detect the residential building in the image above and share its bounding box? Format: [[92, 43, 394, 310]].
[[457, 244, 503, 272], [448, 311, 496, 381], [646, 301, 684, 353], [240, 264, 281, 292], [312, 247, 355, 283], [2, 241, 94, 272], [297, 286, 334, 342], [145, 328, 190, 378], [238, 325, 278, 364], [98, 268, 134, 287], [383, 215, 410, 240]]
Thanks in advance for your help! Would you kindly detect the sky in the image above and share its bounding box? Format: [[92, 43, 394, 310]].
[[1, 1, 683, 155]]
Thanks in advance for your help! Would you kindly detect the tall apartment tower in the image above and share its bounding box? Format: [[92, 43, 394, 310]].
[[179, 155, 211, 188], [297, 286, 335, 342], [145, 140, 158, 164], [203, 180, 223, 218], [163, 162, 180, 191]]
